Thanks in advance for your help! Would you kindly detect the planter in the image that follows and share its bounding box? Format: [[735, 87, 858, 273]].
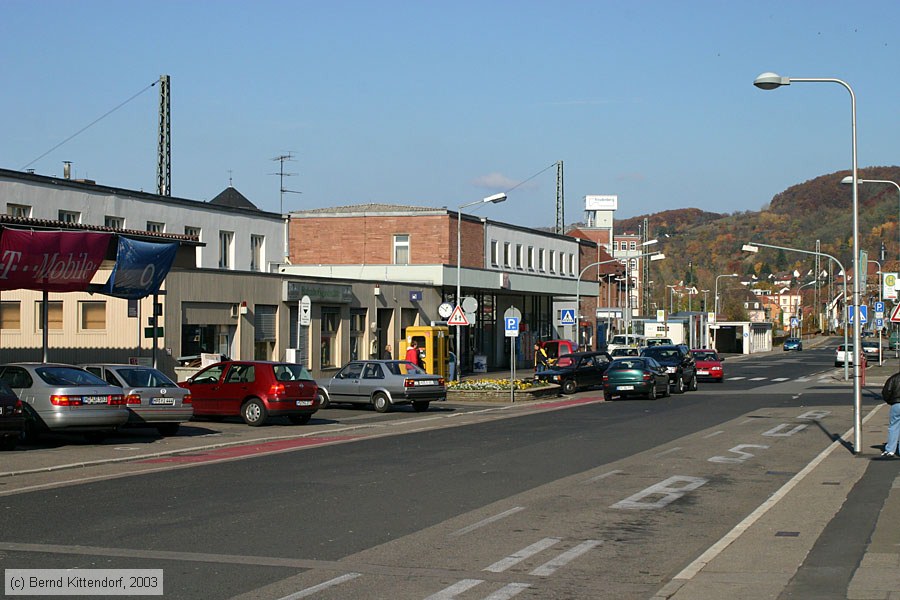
[[447, 384, 560, 403]]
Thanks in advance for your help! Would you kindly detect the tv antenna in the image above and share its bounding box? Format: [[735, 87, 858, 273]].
[[270, 152, 302, 214]]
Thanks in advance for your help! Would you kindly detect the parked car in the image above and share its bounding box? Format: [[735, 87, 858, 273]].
[[534, 351, 612, 395], [0, 363, 128, 442], [179, 361, 318, 426], [0, 380, 25, 450], [602, 357, 670, 401], [82, 364, 193, 436], [639, 345, 697, 393], [537, 340, 577, 367], [862, 340, 882, 360], [690, 349, 725, 382], [607, 334, 646, 353], [835, 344, 855, 367], [783, 337, 803, 351], [317, 359, 445, 413]]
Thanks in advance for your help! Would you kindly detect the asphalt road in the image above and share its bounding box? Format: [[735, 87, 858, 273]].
[[0, 344, 881, 599]]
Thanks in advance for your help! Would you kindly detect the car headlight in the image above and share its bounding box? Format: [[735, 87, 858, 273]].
[[666, 366, 677, 373], [550, 375, 561, 382]]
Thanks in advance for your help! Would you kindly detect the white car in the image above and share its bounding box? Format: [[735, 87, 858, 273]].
[[835, 345, 855, 367]]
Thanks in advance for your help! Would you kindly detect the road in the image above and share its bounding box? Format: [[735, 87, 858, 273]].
[[0, 342, 880, 599]]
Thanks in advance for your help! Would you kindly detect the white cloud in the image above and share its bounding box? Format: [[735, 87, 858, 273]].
[[471, 172, 539, 191]]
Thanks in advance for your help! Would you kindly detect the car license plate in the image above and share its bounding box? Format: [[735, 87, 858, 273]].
[[697, 370, 709, 375], [296, 400, 313, 406], [617, 385, 634, 391], [150, 397, 175, 405], [82, 396, 107, 404], [416, 380, 436, 386]]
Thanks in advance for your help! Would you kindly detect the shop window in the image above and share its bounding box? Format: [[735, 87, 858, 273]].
[[393, 234, 410, 265], [79, 301, 106, 330], [350, 310, 366, 360], [35, 301, 63, 331], [321, 307, 340, 367], [0, 301, 20, 330]]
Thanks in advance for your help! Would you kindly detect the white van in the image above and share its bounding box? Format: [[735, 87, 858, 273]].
[[607, 334, 646, 353]]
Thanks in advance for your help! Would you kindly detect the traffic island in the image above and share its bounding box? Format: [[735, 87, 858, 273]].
[[447, 380, 559, 403]]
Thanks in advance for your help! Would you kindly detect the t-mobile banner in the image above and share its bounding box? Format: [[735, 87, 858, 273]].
[[0, 229, 111, 291]]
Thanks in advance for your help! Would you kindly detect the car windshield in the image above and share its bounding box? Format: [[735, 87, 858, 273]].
[[610, 359, 645, 370], [384, 361, 427, 376], [35, 366, 109, 387], [114, 367, 176, 387], [272, 364, 314, 381], [692, 352, 718, 361], [643, 348, 680, 361]]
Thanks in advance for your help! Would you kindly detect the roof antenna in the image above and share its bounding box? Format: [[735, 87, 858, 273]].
[[270, 152, 302, 214]]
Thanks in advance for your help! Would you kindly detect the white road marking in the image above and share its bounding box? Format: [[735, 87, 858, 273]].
[[612, 476, 709, 510], [703, 431, 724, 439], [771, 377, 790, 382], [277, 573, 361, 599], [656, 447, 682, 457], [482, 582, 531, 599], [583, 469, 623, 484], [729, 376, 746, 380], [424, 579, 483, 599], [484, 538, 561, 573], [450, 507, 526, 537], [529, 540, 602, 576], [749, 377, 767, 381], [796, 377, 811, 382]]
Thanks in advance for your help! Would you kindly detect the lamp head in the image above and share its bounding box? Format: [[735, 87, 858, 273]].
[[484, 193, 507, 204], [840, 175, 854, 185], [649, 253, 665, 262], [742, 244, 760, 253], [753, 72, 790, 90]]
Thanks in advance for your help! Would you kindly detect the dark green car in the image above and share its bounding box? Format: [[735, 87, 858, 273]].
[[602, 357, 671, 401]]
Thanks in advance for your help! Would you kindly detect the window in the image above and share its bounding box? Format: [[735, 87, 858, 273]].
[[79, 301, 106, 330], [58, 210, 80, 224], [559, 252, 566, 275], [104, 216, 124, 229], [321, 307, 340, 368], [630, 258, 637, 269], [516, 244, 523, 269], [569, 253, 576, 276], [490, 240, 499, 266], [250, 235, 265, 272], [503, 242, 512, 268], [185, 227, 201, 267], [219, 231, 234, 269], [0, 302, 20, 330], [350, 310, 366, 361], [539, 248, 546, 271], [35, 301, 63, 331], [630, 241, 637, 251], [8, 204, 31, 218], [527, 247, 535, 270], [549, 250, 556, 273], [393, 234, 410, 265], [146, 221, 165, 233]]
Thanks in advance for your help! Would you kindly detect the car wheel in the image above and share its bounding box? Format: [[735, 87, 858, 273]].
[[317, 391, 330, 409], [20, 419, 40, 444], [156, 423, 180, 436], [561, 379, 577, 395], [662, 381, 671, 397], [647, 384, 658, 400], [689, 375, 699, 391], [373, 393, 391, 413], [412, 401, 430, 412], [241, 398, 268, 426], [603, 392, 613, 401], [288, 413, 312, 425], [673, 376, 685, 394], [0, 435, 16, 451]]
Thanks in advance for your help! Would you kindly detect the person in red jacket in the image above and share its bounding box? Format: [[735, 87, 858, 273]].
[[405, 340, 421, 367]]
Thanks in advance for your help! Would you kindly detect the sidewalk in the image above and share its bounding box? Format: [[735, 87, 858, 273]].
[[655, 344, 900, 600]]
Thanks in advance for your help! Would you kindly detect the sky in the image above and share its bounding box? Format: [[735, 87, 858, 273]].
[[2, 1, 899, 230]]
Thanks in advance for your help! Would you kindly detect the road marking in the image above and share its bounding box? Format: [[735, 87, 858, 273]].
[[612, 476, 708, 510], [762, 424, 808, 437], [137, 435, 361, 464], [771, 377, 790, 382], [583, 469, 623, 484], [529, 540, 602, 576], [450, 507, 525, 537], [729, 376, 746, 380], [484, 538, 560, 573], [277, 573, 361, 599], [424, 579, 483, 599], [703, 431, 724, 439], [483, 582, 531, 599], [796, 377, 811, 382], [656, 447, 681, 457], [749, 377, 767, 381]]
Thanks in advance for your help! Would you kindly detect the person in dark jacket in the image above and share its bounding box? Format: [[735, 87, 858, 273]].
[[878, 371, 900, 459]]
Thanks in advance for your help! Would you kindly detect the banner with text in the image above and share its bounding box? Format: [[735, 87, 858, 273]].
[[0, 229, 111, 291]]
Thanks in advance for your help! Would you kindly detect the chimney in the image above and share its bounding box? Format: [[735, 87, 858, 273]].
[[63, 161, 72, 179]]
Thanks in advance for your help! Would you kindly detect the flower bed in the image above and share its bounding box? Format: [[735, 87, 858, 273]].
[[447, 378, 559, 403]]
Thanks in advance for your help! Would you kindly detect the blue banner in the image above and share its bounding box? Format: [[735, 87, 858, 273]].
[[102, 237, 178, 299]]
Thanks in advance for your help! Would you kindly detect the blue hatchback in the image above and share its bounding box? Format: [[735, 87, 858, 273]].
[[783, 337, 803, 351]]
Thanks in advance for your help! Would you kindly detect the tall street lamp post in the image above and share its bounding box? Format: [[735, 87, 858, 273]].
[[456, 193, 506, 380], [753, 71, 862, 455], [842, 176, 900, 267]]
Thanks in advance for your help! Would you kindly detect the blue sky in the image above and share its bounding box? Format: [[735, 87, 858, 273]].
[[3, 1, 899, 229]]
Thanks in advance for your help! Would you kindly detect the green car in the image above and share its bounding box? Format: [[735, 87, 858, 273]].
[[602, 357, 671, 401], [890, 332, 900, 350]]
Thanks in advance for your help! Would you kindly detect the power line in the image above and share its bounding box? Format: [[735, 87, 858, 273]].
[[21, 79, 159, 171]]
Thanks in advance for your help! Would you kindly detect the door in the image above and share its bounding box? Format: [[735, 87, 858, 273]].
[[187, 364, 227, 414], [328, 362, 364, 403], [220, 363, 255, 415]]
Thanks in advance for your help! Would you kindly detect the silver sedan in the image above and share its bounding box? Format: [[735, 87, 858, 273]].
[[317, 360, 446, 413], [82, 364, 193, 436]]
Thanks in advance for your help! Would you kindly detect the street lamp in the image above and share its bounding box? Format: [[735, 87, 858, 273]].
[[842, 176, 900, 269], [754, 71, 862, 455], [744, 242, 849, 381], [456, 192, 506, 380], [575, 252, 665, 345], [667, 284, 678, 314]]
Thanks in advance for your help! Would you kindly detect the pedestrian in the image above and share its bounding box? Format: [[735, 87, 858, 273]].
[[878, 370, 900, 459], [384, 344, 392, 360], [405, 340, 421, 367], [534, 343, 550, 373]]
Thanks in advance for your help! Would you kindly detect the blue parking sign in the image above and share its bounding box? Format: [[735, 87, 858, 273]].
[[505, 317, 520, 337]]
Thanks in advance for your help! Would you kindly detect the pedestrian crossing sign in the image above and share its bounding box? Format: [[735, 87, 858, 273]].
[[560, 309, 576, 325]]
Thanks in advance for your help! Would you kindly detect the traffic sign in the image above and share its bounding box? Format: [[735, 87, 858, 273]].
[[875, 301, 885, 314], [876, 317, 885, 329], [790, 317, 799, 327], [299, 295, 311, 326], [505, 316, 520, 337], [560, 309, 575, 325], [848, 305, 868, 325], [447, 305, 469, 326], [891, 304, 900, 323]]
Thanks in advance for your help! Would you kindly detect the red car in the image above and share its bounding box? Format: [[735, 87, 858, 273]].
[[179, 361, 319, 426], [690, 349, 724, 382]]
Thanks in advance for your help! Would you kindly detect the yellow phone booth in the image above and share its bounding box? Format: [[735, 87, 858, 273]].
[[399, 325, 450, 379]]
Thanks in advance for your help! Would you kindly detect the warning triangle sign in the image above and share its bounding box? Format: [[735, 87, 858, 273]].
[[447, 305, 469, 326], [890, 304, 900, 323]]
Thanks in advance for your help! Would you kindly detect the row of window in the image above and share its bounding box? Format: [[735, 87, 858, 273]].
[[0, 301, 107, 332], [489, 241, 577, 276], [8, 204, 268, 272], [611, 240, 639, 252]]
